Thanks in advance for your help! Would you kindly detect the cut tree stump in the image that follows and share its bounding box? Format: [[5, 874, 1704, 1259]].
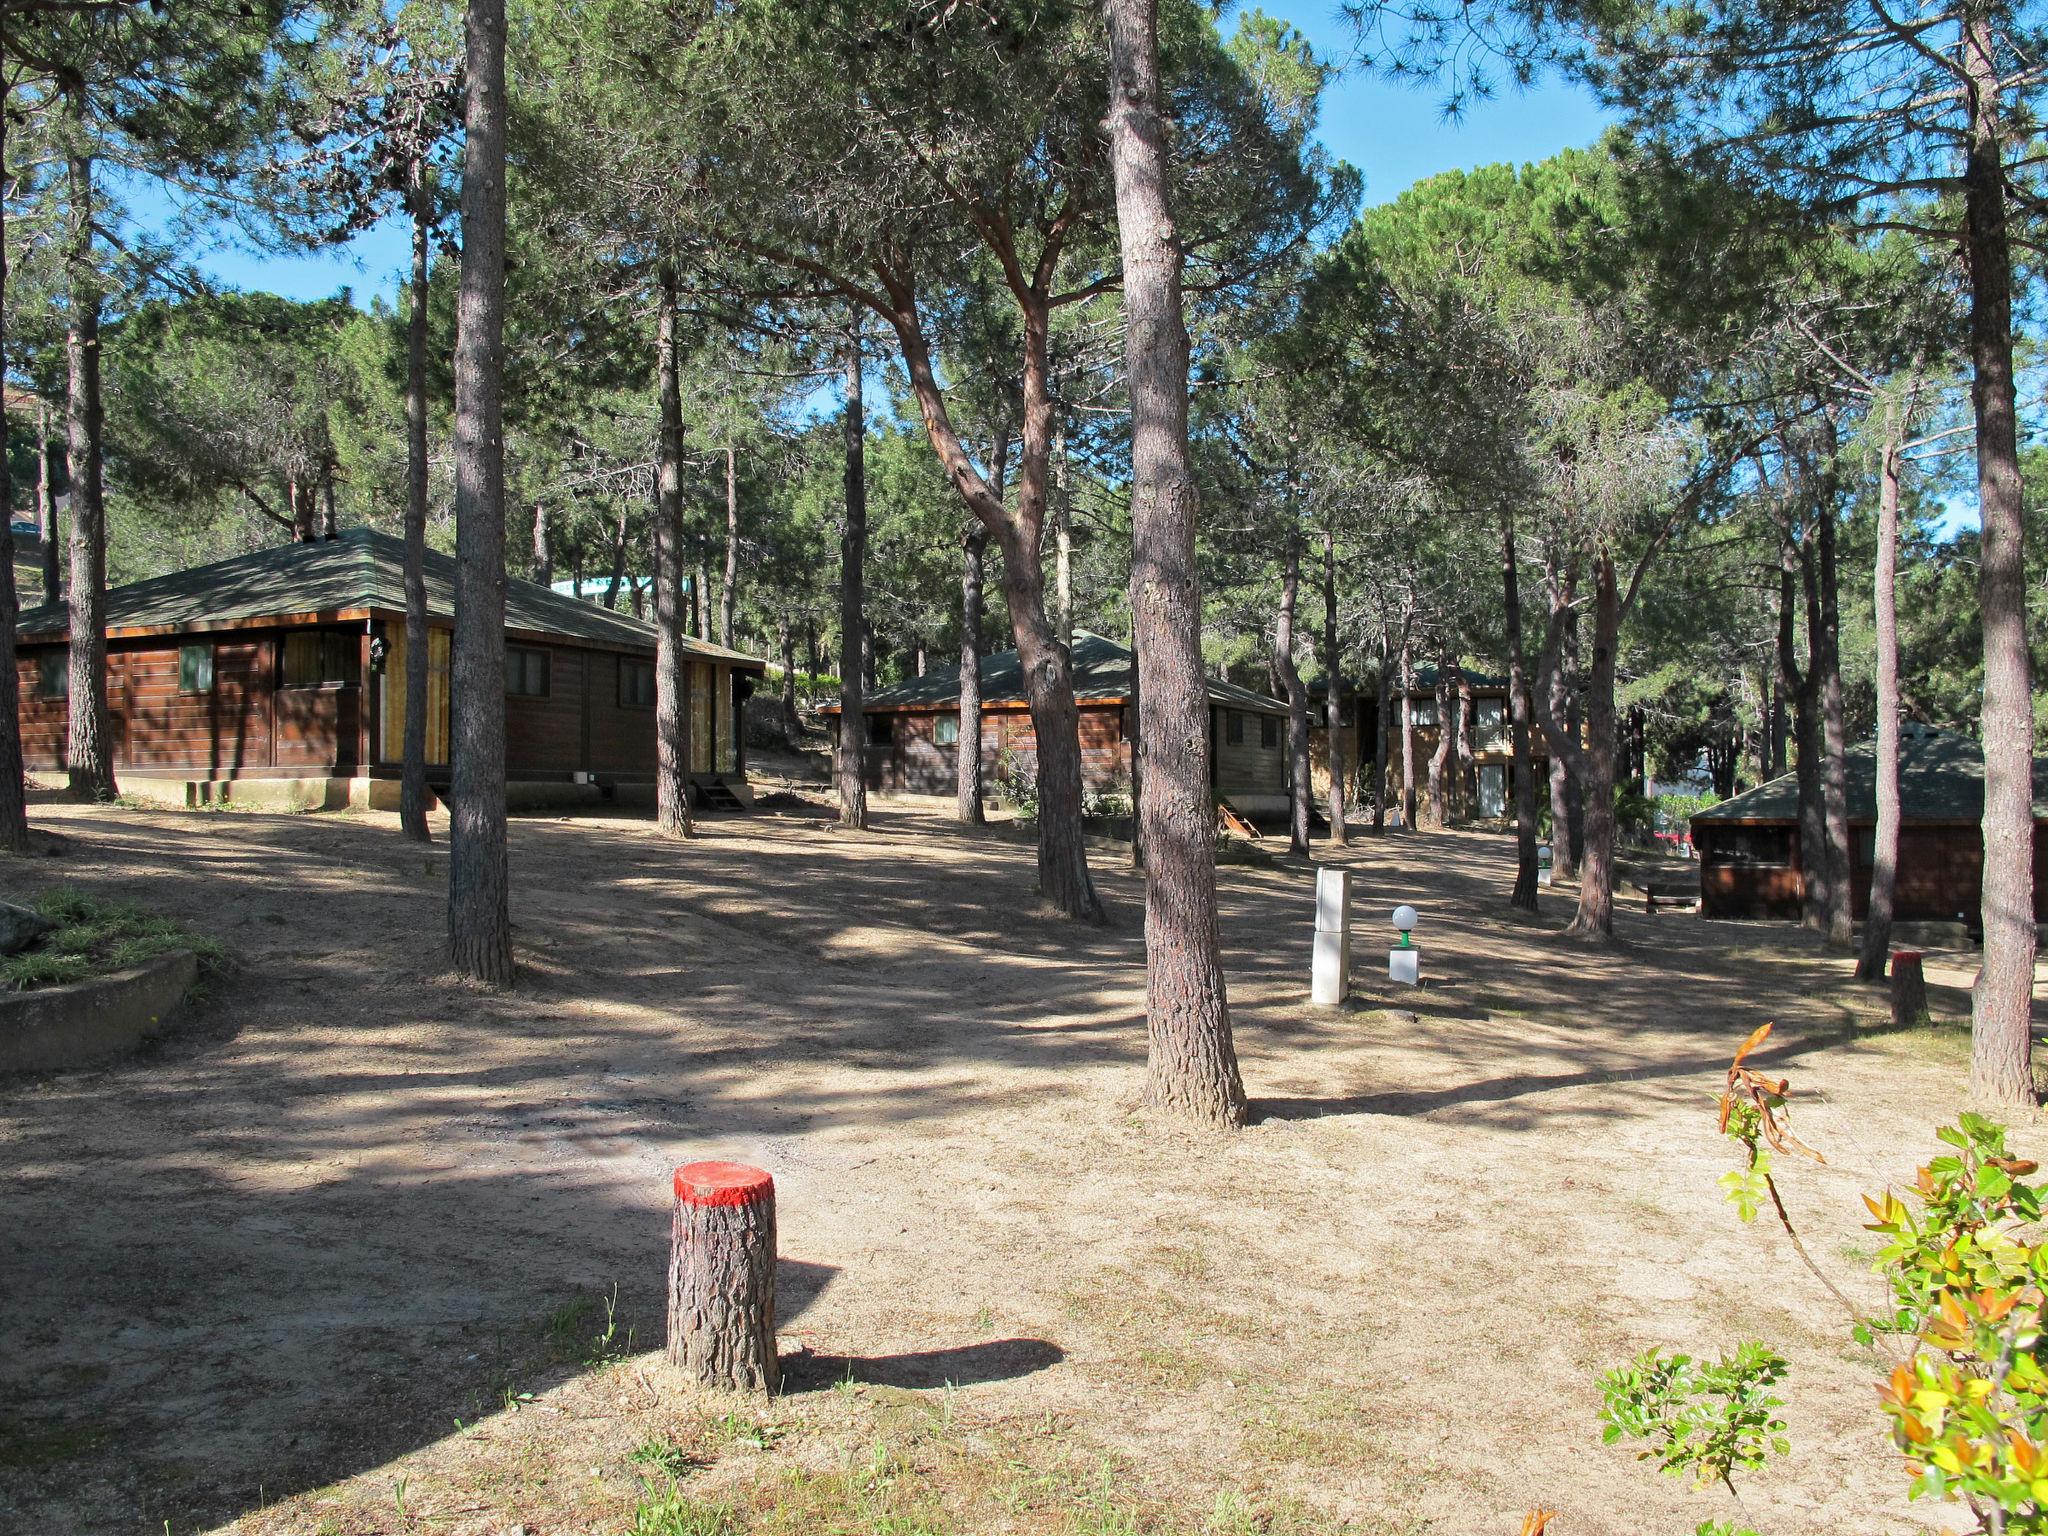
[[1890, 950, 1929, 1030], [667, 1160, 778, 1394]]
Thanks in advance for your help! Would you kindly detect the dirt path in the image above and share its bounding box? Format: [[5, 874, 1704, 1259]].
[[0, 798, 2022, 1535]]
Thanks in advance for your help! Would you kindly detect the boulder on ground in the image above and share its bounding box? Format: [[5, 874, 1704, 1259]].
[[0, 901, 53, 957]]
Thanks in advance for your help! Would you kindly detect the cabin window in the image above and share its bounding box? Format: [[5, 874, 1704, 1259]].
[[178, 643, 214, 694], [1409, 700, 1439, 728], [1226, 712, 1244, 746], [282, 631, 353, 687], [1704, 825, 1795, 869], [866, 714, 895, 746], [1474, 698, 1506, 750], [620, 658, 656, 709], [934, 712, 960, 747], [506, 646, 551, 698], [36, 652, 66, 700], [1261, 716, 1278, 749]]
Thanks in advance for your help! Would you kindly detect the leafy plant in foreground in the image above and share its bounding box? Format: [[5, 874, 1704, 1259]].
[[1598, 1342, 1790, 1491]]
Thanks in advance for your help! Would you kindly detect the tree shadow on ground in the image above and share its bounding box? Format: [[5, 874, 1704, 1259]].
[[780, 1338, 1065, 1393]]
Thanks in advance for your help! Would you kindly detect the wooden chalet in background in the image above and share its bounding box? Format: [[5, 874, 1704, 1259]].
[[13, 528, 767, 811], [832, 632, 1295, 819], [1690, 723, 2048, 924], [1314, 665, 1553, 819]]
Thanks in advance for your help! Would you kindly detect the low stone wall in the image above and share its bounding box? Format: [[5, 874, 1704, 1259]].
[[0, 950, 199, 1073]]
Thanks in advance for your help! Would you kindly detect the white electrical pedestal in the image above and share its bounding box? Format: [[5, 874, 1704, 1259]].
[[1389, 903, 1420, 986], [1311, 866, 1352, 1007]]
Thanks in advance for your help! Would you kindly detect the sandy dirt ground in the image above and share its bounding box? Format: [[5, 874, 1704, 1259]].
[[0, 787, 2038, 1536]]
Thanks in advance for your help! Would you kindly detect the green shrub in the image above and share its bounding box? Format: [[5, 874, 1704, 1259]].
[[1598, 1342, 1789, 1492]]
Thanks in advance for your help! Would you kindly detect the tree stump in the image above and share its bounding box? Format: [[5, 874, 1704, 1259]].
[[667, 1161, 778, 1394], [1891, 950, 1929, 1030]]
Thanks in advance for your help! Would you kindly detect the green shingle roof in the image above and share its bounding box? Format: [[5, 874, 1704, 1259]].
[[1691, 724, 2048, 825], [845, 632, 1288, 717], [16, 527, 765, 667]]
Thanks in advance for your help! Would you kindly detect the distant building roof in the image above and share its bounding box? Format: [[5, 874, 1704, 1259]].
[[16, 526, 765, 667], [837, 632, 1288, 717], [1691, 724, 2048, 825]]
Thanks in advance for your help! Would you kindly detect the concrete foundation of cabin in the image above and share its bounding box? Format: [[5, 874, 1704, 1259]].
[[112, 773, 749, 815]]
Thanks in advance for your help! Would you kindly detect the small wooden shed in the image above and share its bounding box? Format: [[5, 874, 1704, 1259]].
[[1690, 724, 2048, 922], [14, 528, 766, 810], [832, 632, 1294, 817]]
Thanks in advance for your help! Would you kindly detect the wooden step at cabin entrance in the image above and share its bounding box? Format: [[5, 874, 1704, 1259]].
[[693, 776, 747, 813], [1215, 797, 1261, 839]]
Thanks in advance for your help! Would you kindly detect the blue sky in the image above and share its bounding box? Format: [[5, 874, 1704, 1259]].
[[179, 3, 1616, 304]]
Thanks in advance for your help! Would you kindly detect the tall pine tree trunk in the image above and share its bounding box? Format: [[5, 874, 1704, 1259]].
[[1779, 541, 1828, 935], [604, 509, 628, 609], [1455, 669, 1477, 819], [399, 166, 434, 843], [1052, 429, 1074, 648], [1399, 631, 1417, 829], [654, 267, 694, 840], [1275, 527, 1311, 856], [37, 401, 58, 606], [1814, 501, 1853, 948], [777, 617, 799, 734], [1857, 423, 1906, 982], [836, 333, 869, 831], [446, 0, 513, 986], [720, 445, 739, 647], [1426, 649, 1453, 827], [63, 132, 112, 802], [1106, 0, 1246, 1126], [1321, 525, 1346, 845], [0, 87, 24, 853], [532, 500, 551, 586], [1502, 510, 1538, 909], [1963, 5, 2036, 1106], [1545, 562, 1576, 881], [1373, 624, 1389, 830], [1533, 551, 1619, 937], [958, 526, 987, 825]]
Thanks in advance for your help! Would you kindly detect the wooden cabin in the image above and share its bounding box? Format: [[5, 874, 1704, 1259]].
[[1690, 724, 2048, 922], [14, 527, 767, 811], [1314, 666, 1550, 818], [829, 632, 1294, 818]]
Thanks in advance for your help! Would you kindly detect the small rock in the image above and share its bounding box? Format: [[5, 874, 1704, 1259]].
[[0, 900, 52, 956]]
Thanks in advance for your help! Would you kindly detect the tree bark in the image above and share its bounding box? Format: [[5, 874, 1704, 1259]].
[[1963, 4, 2037, 1107], [958, 526, 987, 825], [1544, 561, 1576, 881], [604, 507, 628, 610], [36, 401, 58, 607], [1857, 422, 1906, 982], [1398, 630, 1417, 829], [1502, 510, 1539, 910], [1427, 648, 1453, 827], [1784, 534, 1830, 935], [836, 332, 869, 831], [1533, 550, 1619, 937], [1373, 624, 1390, 830], [1321, 524, 1346, 846], [777, 616, 799, 734], [0, 85, 24, 853], [667, 1162, 778, 1395], [654, 268, 695, 841], [1106, 0, 1246, 1126], [399, 165, 434, 843], [446, 0, 514, 987], [1052, 427, 1074, 648], [720, 445, 739, 647], [1275, 527, 1311, 855], [1813, 477, 1854, 948], [532, 499, 551, 586], [63, 132, 113, 802], [1455, 669, 1477, 819]]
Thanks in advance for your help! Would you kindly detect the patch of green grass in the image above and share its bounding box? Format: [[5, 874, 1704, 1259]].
[[0, 1412, 110, 1470], [627, 1480, 742, 1536], [1, 887, 225, 992], [631, 1435, 708, 1479]]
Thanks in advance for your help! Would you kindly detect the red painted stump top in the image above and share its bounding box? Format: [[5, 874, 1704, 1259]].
[[674, 1161, 775, 1208], [1892, 950, 1924, 965]]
